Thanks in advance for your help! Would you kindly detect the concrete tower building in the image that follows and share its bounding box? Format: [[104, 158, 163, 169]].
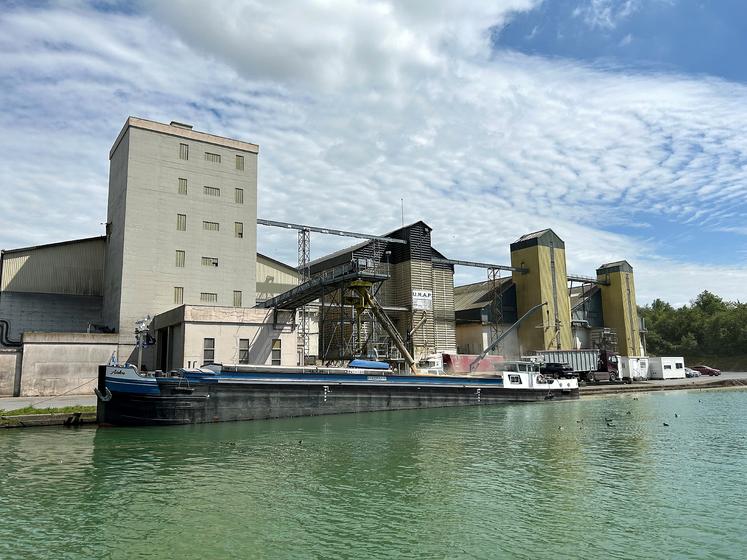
[[103, 118, 258, 354], [510, 229, 573, 353]]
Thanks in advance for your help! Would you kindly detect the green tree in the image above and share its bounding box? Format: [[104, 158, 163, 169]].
[[639, 291, 746, 369]]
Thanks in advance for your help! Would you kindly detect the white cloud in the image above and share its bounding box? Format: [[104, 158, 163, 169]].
[[145, 0, 541, 91], [1, 1, 746, 305], [572, 0, 641, 30]]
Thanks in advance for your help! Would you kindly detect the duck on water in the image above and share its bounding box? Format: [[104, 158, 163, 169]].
[[95, 359, 579, 426]]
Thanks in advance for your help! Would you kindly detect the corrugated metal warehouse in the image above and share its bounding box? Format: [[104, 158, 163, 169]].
[[0, 236, 106, 339]]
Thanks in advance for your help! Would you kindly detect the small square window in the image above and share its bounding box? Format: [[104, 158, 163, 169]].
[[203, 186, 220, 197], [179, 143, 189, 160], [175, 250, 185, 267], [233, 290, 242, 307], [235, 188, 244, 204], [235, 222, 243, 238], [202, 221, 220, 231], [203, 338, 215, 364], [200, 292, 218, 303], [236, 155, 244, 171], [201, 256, 219, 267], [174, 287, 184, 304], [177, 214, 187, 231], [178, 178, 187, 195], [204, 152, 221, 163]]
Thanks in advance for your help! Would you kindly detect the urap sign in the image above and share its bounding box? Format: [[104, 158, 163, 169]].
[[412, 290, 433, 311]]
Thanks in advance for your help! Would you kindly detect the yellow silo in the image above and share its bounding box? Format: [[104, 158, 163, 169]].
[[596, 261, 641, 356], [510, 230, 573, 353]]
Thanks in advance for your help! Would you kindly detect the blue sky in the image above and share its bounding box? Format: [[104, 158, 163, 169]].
[[496, 0, 747, 82], [0, 0, 746, 305], [494, 0, 747, 268]]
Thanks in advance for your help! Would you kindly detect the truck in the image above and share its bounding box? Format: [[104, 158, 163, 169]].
[[588, 350, 623, 383], [533, 350, 599, 378], [533, 349, 628, 383]]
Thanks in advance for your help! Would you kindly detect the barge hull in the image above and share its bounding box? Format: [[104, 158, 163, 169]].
[[98, 381, 578, 426]]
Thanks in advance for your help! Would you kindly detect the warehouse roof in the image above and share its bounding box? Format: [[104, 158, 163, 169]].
[[570, 285, 600, 311], [257, 253, 299, 276], [454, 278, 512, 312], [2, 236, 105, 256], [307, 239, 369, 270]]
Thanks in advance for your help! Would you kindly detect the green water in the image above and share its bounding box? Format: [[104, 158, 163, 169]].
[[1, 390, 746, 560]]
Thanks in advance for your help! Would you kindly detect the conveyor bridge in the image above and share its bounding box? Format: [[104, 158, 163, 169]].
[[258, 262, 389, 311]]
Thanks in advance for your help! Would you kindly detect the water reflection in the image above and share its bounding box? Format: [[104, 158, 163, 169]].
[[1, 390, 745, 559]]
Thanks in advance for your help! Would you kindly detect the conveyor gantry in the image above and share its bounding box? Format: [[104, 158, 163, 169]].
[[567, 274, 610, 286], [258, 262, 390, 311]]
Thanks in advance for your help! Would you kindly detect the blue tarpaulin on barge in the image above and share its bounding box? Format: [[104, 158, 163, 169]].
[[348, 359, 390, 370]]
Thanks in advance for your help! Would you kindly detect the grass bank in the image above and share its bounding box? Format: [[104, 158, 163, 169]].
[[1, 405, 97, 428], [0, 405, 96, 417]]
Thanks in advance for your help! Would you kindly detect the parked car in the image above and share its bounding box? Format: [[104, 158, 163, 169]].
[[692, 365, 721, 376], [541, 362, 575, 378], [684, 367, 701, 378]]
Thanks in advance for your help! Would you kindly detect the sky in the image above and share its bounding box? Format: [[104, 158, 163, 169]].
[[1, 0, 746, 306]]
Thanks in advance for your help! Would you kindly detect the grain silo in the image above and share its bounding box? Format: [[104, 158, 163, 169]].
[[509, 229, 573, 353], [596, 260, 641, 356]]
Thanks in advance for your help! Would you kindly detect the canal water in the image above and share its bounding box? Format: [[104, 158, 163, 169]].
[[1, 389, 746, 559]]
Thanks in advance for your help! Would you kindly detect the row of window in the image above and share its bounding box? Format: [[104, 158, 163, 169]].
[[176, 216, 243, 237], [203, 338, 281, 365], [178, 143, 245, 171], [176, 178, 244, 203], [174, 288, 243, 307], [176, 251, 225, 268]]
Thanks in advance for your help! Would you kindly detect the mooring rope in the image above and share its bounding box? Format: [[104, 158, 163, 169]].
[[29, 378, 97, 409]]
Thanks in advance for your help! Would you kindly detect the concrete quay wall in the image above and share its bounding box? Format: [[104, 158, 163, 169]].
[[0, 349, 22, 397], [16, 333, 118, 397]]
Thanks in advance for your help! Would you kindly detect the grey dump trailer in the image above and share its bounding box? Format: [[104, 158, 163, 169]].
[[533, 350, 600, 378]]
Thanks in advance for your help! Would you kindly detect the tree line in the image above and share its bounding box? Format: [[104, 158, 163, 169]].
[[638, 291, 747, 368]]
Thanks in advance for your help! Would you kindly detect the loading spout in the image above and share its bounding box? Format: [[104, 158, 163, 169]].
[[358, 289, 417, 373], [408, 311, 428, 338], [469, 301, 548, 372]]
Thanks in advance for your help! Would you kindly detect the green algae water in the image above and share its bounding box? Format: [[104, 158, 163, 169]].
[[1, 390, 746, 560]]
